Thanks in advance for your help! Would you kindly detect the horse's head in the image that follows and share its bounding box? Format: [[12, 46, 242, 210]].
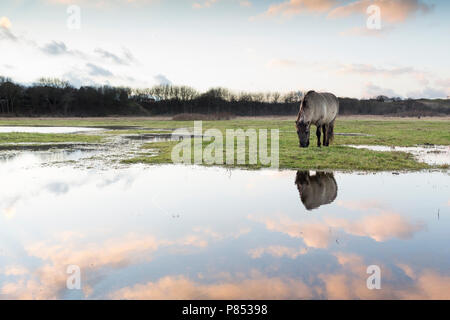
[[295, 92, 312, 148], [295, 119, 311, 148]]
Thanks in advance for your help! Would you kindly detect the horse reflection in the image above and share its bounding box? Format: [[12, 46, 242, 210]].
[[295, 171, 338, 211]]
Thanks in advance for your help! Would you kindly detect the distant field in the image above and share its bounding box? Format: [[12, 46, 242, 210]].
[[0, 116, 449, 171]]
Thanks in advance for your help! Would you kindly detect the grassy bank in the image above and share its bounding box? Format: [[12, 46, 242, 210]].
[[0, 117, 449, 146], [0, 117, 448, 171], [122, 140, 431, 171]]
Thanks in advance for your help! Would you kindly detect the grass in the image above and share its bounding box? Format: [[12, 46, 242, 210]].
[[122, 138, 431, 171], [1, 117, 448, 146], [0, 117, 449, 171], [0, 132, 103, 144]]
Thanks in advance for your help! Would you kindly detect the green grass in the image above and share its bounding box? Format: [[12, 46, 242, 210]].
[[1, 117, 449, 171], [122, 138, 431, 171], [0, 132, 103, 144], [1, 117, 448, 146]]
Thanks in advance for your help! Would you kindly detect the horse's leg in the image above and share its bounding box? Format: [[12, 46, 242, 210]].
[[316, 126, 321, 147], [322, 125, 328, 146]]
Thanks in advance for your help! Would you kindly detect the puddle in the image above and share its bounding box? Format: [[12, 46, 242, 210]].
[[0, 132, 157, 170], [0, 126, 103, 134], [347, 145, 450, 165], [123, 133, 185, 142], [0, 149, 101, 168], [0, 162, 449, 300]]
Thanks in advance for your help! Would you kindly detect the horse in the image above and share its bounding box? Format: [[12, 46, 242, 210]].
[[295, 171, 338, 211], [295, 91, 339, 148]]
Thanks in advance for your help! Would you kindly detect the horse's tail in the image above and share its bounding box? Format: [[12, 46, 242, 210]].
[[328, 122, 335, 142]]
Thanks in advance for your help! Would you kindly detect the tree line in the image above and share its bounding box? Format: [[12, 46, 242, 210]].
[[1, 77, 448, 117]]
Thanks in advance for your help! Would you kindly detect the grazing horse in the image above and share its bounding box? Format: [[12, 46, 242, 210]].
[[295, 171, 338, 211], [295, 91, 339, 148]]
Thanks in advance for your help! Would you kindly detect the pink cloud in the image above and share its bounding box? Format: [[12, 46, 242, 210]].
[[328, 0, 432, 23], [264, 0, 336, 17], [249, 245, 308, 259], [110, 273, 314, 299]]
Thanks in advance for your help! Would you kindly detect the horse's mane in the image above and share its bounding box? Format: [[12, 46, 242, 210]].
[[296, 90, 315, 123]]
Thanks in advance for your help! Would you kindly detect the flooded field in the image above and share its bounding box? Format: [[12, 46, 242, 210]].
[[347, 145, 450, 166], [0, 127, 103, 134], [0, 146, 449, 299]]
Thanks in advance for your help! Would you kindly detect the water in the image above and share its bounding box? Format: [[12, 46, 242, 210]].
[[0, 151, 449, 299], [0, 126, 102, 134], [347, 145, 450, 166]]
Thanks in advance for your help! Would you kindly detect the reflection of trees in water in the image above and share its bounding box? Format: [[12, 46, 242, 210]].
[[295, 171, 338, 211]]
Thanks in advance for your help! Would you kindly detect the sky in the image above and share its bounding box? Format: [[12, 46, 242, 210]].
[[0, 0, 449, 98]]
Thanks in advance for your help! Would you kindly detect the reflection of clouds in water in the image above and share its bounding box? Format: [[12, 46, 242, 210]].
[[0, 225, 249, 299], [46, 182, 70, 195], [1, 233, 164, 299], [108, 260, 450, 300], [193, 226, 251, 241], [326, 212, 426, 242], [1, 265, 28, 276], [0, 169, 139, 220], [319, 253, 450, 300], [250, 211, 425, 249], [110, 271, 314, 300], [3, 206, 16, 220], [337, 200, 386, 211], [249, 246, 308, 259]]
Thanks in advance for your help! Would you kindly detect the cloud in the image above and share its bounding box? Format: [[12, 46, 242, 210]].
[[110, 273, 314, 299], [435, 78, 450, 89], [318, 253, 450, 300], [40, 41, 72, 55], [0, 17, 18, 42], [337, 200, 386, 211], [259, 0, 432, 35], [326, 212, 426, 242], [264, 0, 336, 17], [2, 265, 29, 276], [249, 215, 333, 248], [266, 59, 297, 69], [0, 16, 12, 29], [249, 246, 308, 259], [154, 74, 172, 85], [86, 63, 114, 77], [363, 82, 402, 98], [193, 0, 218, 9], [251, 211, 425, 248], [328, 0, 433, 23], [0, 228, 215, 299], [109, 261, 450, 299], [338, 63, 425, 78], [0, 234, 164, 299], [94, 47, 136, 65], [407, 87, 449, 99], [44, 0, 159, 7], [339, 25, 395, 37], [95, 48, 127, 65], [3, 207, 17, 220]]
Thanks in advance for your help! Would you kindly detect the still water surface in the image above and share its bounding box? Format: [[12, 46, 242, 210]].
[[0, 126, 103, 134], [0, 150, 449, 299]]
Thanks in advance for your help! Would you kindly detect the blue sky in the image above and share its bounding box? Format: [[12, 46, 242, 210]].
[[1, 0, 449, 98]]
